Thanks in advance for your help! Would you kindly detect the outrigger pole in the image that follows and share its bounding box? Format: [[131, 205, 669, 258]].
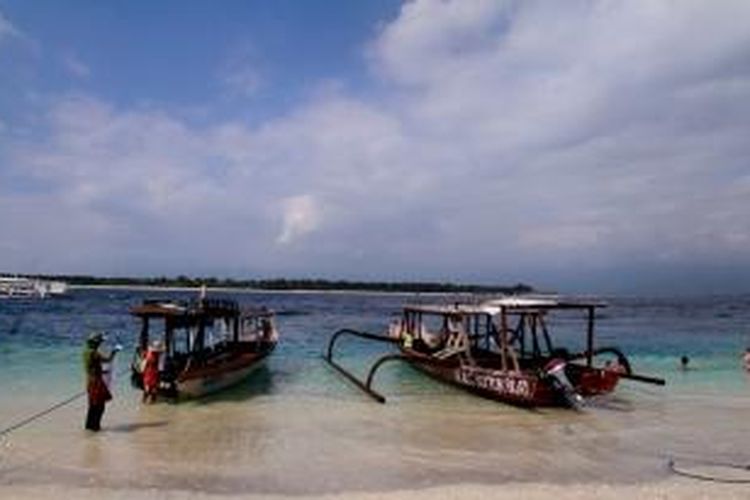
[[324, 328, 398, 403], [323, 328, 465, 403], [619, 371, 666, 385], [567, 346, 666, 386]]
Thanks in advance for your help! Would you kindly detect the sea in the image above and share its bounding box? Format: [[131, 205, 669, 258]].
[[0, 288, 748, 495]]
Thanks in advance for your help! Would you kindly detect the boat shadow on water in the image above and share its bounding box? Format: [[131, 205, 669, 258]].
[[583, 395, 636, 412], [190, 364, 276, 405]]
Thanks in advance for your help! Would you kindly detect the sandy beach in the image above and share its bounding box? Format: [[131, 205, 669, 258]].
[[0, 480, 747, 500], [2, 388, 748, 499]]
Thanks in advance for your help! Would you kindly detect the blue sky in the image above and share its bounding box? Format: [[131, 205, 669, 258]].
[[1, 1, 401, 121], [1, 1, 750, 294]]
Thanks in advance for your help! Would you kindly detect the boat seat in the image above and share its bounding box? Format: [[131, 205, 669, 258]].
[[433, 346, 464, 360], [421, 328, 445, 350], [433, 330, 474, 364]]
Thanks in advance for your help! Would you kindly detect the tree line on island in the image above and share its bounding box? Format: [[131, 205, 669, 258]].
[[15, 273, 534, 294]]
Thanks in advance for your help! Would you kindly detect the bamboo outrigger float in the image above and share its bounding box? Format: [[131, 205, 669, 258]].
[[325, 297, 664, 408], [130, 297, 278, 398]]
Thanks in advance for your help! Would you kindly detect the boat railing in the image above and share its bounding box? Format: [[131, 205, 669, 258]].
[[196, 298, 239, 313]]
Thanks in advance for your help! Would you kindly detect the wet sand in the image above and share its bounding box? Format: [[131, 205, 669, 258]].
[[1, 378, 748, 498]]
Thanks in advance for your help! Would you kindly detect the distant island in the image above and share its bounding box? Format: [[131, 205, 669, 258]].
[[6, 273, 534, 294]]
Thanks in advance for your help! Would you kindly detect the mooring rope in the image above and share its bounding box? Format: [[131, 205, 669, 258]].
[[0, 392, 86, 438], [0, 318, 130, 438], [668, 456, 750, 484], [0, 365, 131, 438]]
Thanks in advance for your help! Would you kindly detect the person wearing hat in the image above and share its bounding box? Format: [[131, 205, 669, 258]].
[[141, 340, 163, 404], [82, 332, 120, 431]]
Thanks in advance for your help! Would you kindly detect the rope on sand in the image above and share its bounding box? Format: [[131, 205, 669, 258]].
[[668, 456, 750, 484], [0, 365, 131, 438], [0, 392, 86, 438]]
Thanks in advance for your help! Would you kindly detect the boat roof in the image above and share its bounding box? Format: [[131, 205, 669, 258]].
[[131, 298, 239, 318], [241, 305, 274, 318], [0, 277, 34, 283], [130, 301, 190, 317], [404, 296, 606, 316], [131, 298, 273, 319]]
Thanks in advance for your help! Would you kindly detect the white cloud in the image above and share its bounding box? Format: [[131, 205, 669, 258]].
[[276, 194, 321, 245], [2, 92, 417, 274], [364, 0, 750, 266], [371, 0, 512, 86], [3, 0, 750, 291]]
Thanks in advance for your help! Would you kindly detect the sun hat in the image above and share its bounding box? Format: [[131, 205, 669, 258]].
[[150, 340, 165, 351], [87, 331, 104, 345]]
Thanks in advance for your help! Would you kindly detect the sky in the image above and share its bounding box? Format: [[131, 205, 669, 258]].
[[1, 0, 749, 294]]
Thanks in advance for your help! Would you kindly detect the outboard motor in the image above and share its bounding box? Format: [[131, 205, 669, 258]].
[[544, 358, 584, 409]]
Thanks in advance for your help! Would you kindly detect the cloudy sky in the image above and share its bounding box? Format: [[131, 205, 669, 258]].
[[1, 0, 749, 294]]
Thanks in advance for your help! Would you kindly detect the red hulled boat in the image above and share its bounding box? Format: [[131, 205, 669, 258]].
[[325, 297, 663, 408]]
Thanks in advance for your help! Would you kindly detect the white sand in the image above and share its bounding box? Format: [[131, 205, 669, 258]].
[[0, 480, 747, 500], [2, 388, 749, 497]]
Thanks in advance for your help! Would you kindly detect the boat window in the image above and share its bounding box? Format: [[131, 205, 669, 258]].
[[541, 311, 589, 354], [200, 318, 233, 348], [240, 315, 272, 340], [168, 327, 196, 356], [417, 313, 445, 339], [241, 316, 265, 341]]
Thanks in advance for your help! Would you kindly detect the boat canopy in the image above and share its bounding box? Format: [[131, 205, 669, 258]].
[[404, 296, 607, 317], [240, 305, 274, 318], [130, 298, 240, 319]]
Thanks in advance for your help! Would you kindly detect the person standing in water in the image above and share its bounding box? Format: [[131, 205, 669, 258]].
[[680, 355, 690, 370], [743, 348, 750, 372], [83, 332, 120, 431], [141, 341, 163, 404]]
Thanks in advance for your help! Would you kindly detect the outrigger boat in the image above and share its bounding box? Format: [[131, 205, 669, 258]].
[[130, 297, 278, 398], [325, 297, 664, 408]]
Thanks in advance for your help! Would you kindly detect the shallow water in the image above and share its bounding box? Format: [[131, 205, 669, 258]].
[[0, 289, 748, 494]]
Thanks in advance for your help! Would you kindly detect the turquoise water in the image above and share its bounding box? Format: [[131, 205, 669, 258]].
[[1, 289, 749, 494]]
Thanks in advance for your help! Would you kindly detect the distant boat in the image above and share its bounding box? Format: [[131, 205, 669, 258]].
[[0, 277, 69, 299], [130, 297, 278, 398]]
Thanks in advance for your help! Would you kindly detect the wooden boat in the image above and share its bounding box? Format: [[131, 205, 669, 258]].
[[325, 297, 664, 408], [130, 297, 278, 398]]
